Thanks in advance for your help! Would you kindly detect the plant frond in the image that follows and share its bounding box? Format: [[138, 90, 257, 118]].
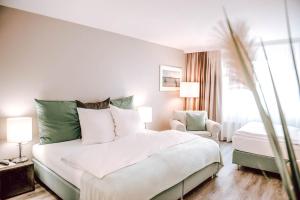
[[261, 39, 300, 196], [220, 8, 297, 200], [215, 19, 257, 87], [284, 0, 300, 96]]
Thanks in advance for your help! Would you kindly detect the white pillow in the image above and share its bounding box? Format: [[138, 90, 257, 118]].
[[77, 108, 115, 144], [110, 105, 144, 137]]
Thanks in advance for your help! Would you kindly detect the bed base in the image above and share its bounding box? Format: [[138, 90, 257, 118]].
[[152, 162, 220, 200], [232, 149, 289, 173], [33, 158, 220, 200], [33, 159, 80, 200]]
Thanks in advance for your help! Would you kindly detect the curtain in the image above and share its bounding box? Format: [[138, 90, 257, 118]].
[[185, 51, 222, 122], [221, 41, 300, 142]]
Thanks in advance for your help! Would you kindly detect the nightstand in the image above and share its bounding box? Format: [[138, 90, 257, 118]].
[[0, 161, 35, 199]]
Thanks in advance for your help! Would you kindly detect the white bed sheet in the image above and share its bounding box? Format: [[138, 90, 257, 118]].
[[232, 122, 300, 159], [32, 139, 84, 188], [61, 131, 200, 179]]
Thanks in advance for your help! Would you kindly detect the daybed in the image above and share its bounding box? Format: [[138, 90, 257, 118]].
[[232, 122, 300, 173]]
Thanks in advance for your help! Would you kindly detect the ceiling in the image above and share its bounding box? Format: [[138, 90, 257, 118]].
[[0, 0, 299, 52]]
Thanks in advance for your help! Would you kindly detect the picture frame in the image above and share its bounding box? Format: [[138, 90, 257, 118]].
[[159, 65, 183, 91]]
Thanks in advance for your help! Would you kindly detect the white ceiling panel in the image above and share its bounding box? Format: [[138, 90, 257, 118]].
[[0, 0, 299, 52]]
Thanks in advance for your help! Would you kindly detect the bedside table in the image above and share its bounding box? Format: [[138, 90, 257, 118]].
[[0, 161, 35, 199]]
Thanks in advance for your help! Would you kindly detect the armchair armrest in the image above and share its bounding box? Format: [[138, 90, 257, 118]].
[[206, 119, 221, 140], [170, 120, 186, 132]]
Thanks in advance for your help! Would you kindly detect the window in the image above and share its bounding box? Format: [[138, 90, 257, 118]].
[[221, 41, 300, 141]]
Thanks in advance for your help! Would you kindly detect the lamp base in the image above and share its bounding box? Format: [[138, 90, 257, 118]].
[[11, 156, 28, 164]]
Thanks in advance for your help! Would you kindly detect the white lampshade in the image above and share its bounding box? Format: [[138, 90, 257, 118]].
[[138, 106, 152, 123], [7, 117, 32, 143], [180, 82, 200, 98]]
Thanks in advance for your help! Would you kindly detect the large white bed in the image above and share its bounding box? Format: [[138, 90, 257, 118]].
[[33, 131, 222, 200]]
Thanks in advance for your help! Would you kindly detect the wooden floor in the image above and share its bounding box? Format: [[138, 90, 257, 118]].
[[8, 142, 287, 200], [184, 143, 287, 200]]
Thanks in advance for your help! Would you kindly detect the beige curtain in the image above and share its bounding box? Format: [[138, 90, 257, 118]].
[[185, 51, 222, 122]]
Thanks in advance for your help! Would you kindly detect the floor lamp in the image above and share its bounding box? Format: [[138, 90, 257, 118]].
[[180, 82, 200, 110]]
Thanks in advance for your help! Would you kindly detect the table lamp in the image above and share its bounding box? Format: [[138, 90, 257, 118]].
[[138, 106, 152, 129], [180, 82, 200, 98], [7, 117, 32, 163]]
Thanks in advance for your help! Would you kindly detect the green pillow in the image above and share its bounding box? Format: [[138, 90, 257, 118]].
[[110, 96, 134, 109], [186, 112, 206, 131], [35, 99, 81, 144]]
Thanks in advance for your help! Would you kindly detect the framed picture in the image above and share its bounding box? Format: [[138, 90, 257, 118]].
[[159, 65, 183, 91]]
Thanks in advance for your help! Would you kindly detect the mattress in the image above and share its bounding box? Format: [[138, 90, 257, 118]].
[[32, 139, 84, 188], [32, 130, 161, 189], [232, 122, 300, 159]]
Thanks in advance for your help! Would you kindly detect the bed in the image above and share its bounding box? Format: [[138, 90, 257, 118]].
[[232, 122, 300, 173], [32, 131, 222, 200]]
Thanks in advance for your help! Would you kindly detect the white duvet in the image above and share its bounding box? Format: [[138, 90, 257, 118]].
[[61, 130, 199, 179], [236, 122, 300, 145]]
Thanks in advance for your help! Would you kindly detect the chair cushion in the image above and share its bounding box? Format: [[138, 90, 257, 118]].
[[186, 112, 206, 131], [187, 131, 211, 137], [173, 110, 208, 126]]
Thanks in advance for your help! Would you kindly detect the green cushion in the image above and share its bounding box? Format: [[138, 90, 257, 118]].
[[186, 112, 206, 131], [35, 99, 81, 144], [110, 96, 134, 109]]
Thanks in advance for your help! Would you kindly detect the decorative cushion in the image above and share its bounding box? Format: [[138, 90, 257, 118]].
[[110, 96, 134, 109], [173, 110, 208, 126], [35, 99, 81, 144], [77, 108, 115, 144], [76, 98, 110, 109], [186, 112, 207, 131], [110, 105, 144, 138]]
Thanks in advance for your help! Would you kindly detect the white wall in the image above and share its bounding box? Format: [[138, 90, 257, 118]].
[[0, 7, 185, 159]]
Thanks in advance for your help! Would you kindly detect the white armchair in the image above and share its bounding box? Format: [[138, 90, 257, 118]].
[[170, 111, 221, 141]]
